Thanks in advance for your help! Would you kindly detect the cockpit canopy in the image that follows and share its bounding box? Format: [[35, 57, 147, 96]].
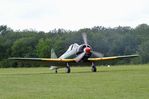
[[66, 43, 79, 52]]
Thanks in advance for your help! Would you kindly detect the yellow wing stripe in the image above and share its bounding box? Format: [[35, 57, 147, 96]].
[[88, 57, 117, 61], [88, 54, 139, 61]]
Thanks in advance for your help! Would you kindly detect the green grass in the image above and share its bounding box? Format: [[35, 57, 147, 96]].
[[0, 64, 149, 99]]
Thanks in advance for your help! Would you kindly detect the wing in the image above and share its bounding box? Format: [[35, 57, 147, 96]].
[[88, 54, 139, 61], [8, 58, 75, 63], [9, 54, 138, 62], [8, 57, 77, 67], [8, 54, 138, 66]]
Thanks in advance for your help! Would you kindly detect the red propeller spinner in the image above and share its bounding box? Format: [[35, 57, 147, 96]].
[[84, 47, 91, 54]]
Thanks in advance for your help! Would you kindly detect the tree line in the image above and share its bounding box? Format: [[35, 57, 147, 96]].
[[0, 24, 149, 67]]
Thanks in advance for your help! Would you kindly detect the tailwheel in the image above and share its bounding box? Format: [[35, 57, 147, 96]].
[[66, 63, 71, 73], [91, 62, 97, 72]]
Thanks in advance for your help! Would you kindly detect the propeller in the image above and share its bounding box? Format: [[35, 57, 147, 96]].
[[82, 33, 88, 46], [82, 32, 103, 58], [74, 33, 88, 62], [75, 32, 104, 62], [91, 51, 104, 58], [75, 52, 86, 62]]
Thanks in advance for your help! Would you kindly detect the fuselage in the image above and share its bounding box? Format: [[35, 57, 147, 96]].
[[59, 43, 92, 61]]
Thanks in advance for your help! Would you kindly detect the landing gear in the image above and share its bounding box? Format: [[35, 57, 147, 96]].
[[91, 62, 97, 72], [55, 68, 58, 73], [66, 63, 71, 73]]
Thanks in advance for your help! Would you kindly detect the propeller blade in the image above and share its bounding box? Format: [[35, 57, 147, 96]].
[[92, 51, 104, 58], [75, 52, 86, 62], [82, 33, 88, 46]]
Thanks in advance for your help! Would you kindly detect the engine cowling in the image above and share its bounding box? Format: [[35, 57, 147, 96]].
[[76, 44, 92, 60]]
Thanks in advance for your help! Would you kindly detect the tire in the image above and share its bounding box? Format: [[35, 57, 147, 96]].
[[66, 66, 71, 73], [55, 70, 57, 73], [92, 66, 97, 72]]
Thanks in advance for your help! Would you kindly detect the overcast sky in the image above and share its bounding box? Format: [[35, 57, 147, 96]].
[[0, 0, 149, 32]]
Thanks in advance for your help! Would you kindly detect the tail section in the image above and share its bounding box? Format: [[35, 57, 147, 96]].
[[51, 48, 57, 58], [50, 48, 58, 73]]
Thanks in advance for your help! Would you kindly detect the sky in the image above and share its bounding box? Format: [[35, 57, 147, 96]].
[[0, 0, 149, 32]]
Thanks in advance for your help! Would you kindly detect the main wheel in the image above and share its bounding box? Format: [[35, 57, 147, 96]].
[[66, 66, 71, 73], [92, 66, 97, 72], [55, 69, 58, 73]]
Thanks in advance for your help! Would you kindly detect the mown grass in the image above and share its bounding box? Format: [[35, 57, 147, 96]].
[[0, 64, 149, 99]]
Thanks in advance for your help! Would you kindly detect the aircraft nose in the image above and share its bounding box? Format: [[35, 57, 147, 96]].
[[84, 47, 91, 54]]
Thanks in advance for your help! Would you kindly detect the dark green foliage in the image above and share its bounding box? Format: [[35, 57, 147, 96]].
[[139, 40, 149, 63], [11, 37, 38, 57], [0, 24, 149, 67], [36, 38, 52, 58]]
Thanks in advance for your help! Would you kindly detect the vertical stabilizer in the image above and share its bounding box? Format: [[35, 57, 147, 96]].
[[51, 48, 57, 58]]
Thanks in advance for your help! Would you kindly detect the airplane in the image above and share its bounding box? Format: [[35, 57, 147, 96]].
[[9, 33, 139, 73]]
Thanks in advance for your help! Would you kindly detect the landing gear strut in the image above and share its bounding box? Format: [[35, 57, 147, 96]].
[[66, 63, 71, 73], [91, 62, 97, 72]]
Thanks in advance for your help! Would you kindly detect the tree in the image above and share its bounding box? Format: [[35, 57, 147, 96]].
[[1, 24, 149, 67], [36, 38, 52, 57], [135, 24, 149, 42], [139, 40, 149, 63], [0, 25, 12, 35], [11, 37, 37, 57], [0, 36, 5, 59]]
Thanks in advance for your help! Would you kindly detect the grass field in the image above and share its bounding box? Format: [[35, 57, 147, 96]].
[[0, 64, 149, 99]]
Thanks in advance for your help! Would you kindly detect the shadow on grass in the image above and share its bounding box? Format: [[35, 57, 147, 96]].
[[0, 68, 142, 76], [71, 68, 143, 74], [0, 72, 54, 76], [0, 71, 102, 75]]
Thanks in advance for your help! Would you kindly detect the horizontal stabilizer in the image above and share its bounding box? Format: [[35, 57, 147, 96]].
[[49, 66, 58, 70]]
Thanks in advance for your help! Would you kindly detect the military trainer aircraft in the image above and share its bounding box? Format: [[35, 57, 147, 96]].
[[9, 33, 138, 73]]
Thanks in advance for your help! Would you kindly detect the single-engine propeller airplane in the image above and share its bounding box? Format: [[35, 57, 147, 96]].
[[9, 33, 139, 73]]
